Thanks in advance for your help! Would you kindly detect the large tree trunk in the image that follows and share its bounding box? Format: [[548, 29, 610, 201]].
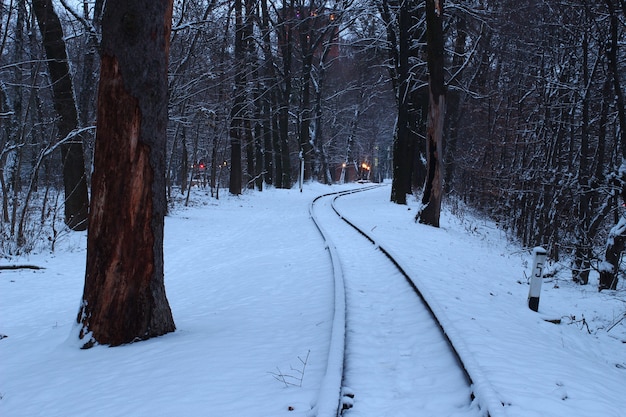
[[599, 0, 626, 291], [33, 0, 89, 231], [418, 0, 446, 227], [77, 0, 176, 348], [390, 0, 426, 204], [390, 0, 414, 204]]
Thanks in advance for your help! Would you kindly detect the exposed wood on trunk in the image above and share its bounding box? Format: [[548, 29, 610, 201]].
[[418, 0, 445, 227], [77, 0, 175, 348], [419, 91, 445, 226]]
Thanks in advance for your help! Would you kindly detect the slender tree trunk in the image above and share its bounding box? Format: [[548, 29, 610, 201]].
[[262, 95, 273, 186], [185, 127, 199, 206], [180, 128, 189, 194], [33, 0, 89, 231], [210, 139, 218, 196], [379, 0, 399, 95], [244, 0, 255, 190], [341, 105, 361, 183], [299, 29, 314, 181], [418, 0, 446, 227], [279, 102, 292, 188], [312, 44, 333, 184], [259, 0, 275, 186], [444, 16, 466, 194], [0, 161, 8, 223], [76, 1, 101, 188], [573, 32, 591, 285], [245, 117, 255, 190], [3, 1, 27, 235], [253, 86, 264, 191], [276, 3, 293, 189], [229, 0, 245, 195], [77, 0, 176, 348], [77, 1, 101, 125]]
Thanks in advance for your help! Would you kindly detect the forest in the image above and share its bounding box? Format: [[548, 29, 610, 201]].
[[2, 0, 626, 292]]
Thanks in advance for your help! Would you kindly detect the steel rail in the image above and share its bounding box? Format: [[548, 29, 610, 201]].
[[330, 188, 508, 417], [308, 185, 381, 416]]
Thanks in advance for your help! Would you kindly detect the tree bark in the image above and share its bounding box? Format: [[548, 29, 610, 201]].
[[599, 0, 626, 290], [298, 20, 314, 182], [573, 31, 591, 285], [390, 0, 426, 204], [418, 0, 446, 227], [312, 44, 333, 184], [77, 0, 176, 348], [244, 0, 256, 190], [229, 0, 244, 195], [599, 217, 625, 291], [259, 0, 276, 186], [390, 0, 414, 204], [276, 3, 294, 189], [33, 0, 89, 231], [443, 15, 466, 194]]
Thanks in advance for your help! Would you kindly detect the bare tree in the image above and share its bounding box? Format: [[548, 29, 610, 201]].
[[598, 0, 626, 291], [385, 0, 427, 204], [417, 0, 445, 226], [32, 0, 89, 231], [77, 0, 176, 348], [229, 0, 245, 195]]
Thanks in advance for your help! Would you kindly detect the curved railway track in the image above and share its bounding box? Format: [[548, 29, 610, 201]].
[[309, 186, 506, 417]]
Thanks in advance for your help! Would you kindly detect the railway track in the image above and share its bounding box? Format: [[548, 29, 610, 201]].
[[309, 186, 505, 417]]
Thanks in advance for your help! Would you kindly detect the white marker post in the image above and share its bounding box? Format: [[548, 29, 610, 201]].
[[528, 246, 547, 312], [299, 151, 304, 193]]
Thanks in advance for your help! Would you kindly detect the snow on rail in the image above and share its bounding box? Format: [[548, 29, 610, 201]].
[[307, 186, 380, 417], [332, 193, 509, 417], [308, 193, 347, 417]]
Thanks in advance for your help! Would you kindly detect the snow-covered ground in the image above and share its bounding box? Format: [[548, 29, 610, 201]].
[[1, 183, 625, 417]]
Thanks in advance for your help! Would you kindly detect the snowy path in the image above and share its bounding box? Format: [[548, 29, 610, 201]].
[[1, 189, 336, 417], [2, 184, 625, 417], [312, 190, 480, 417]]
